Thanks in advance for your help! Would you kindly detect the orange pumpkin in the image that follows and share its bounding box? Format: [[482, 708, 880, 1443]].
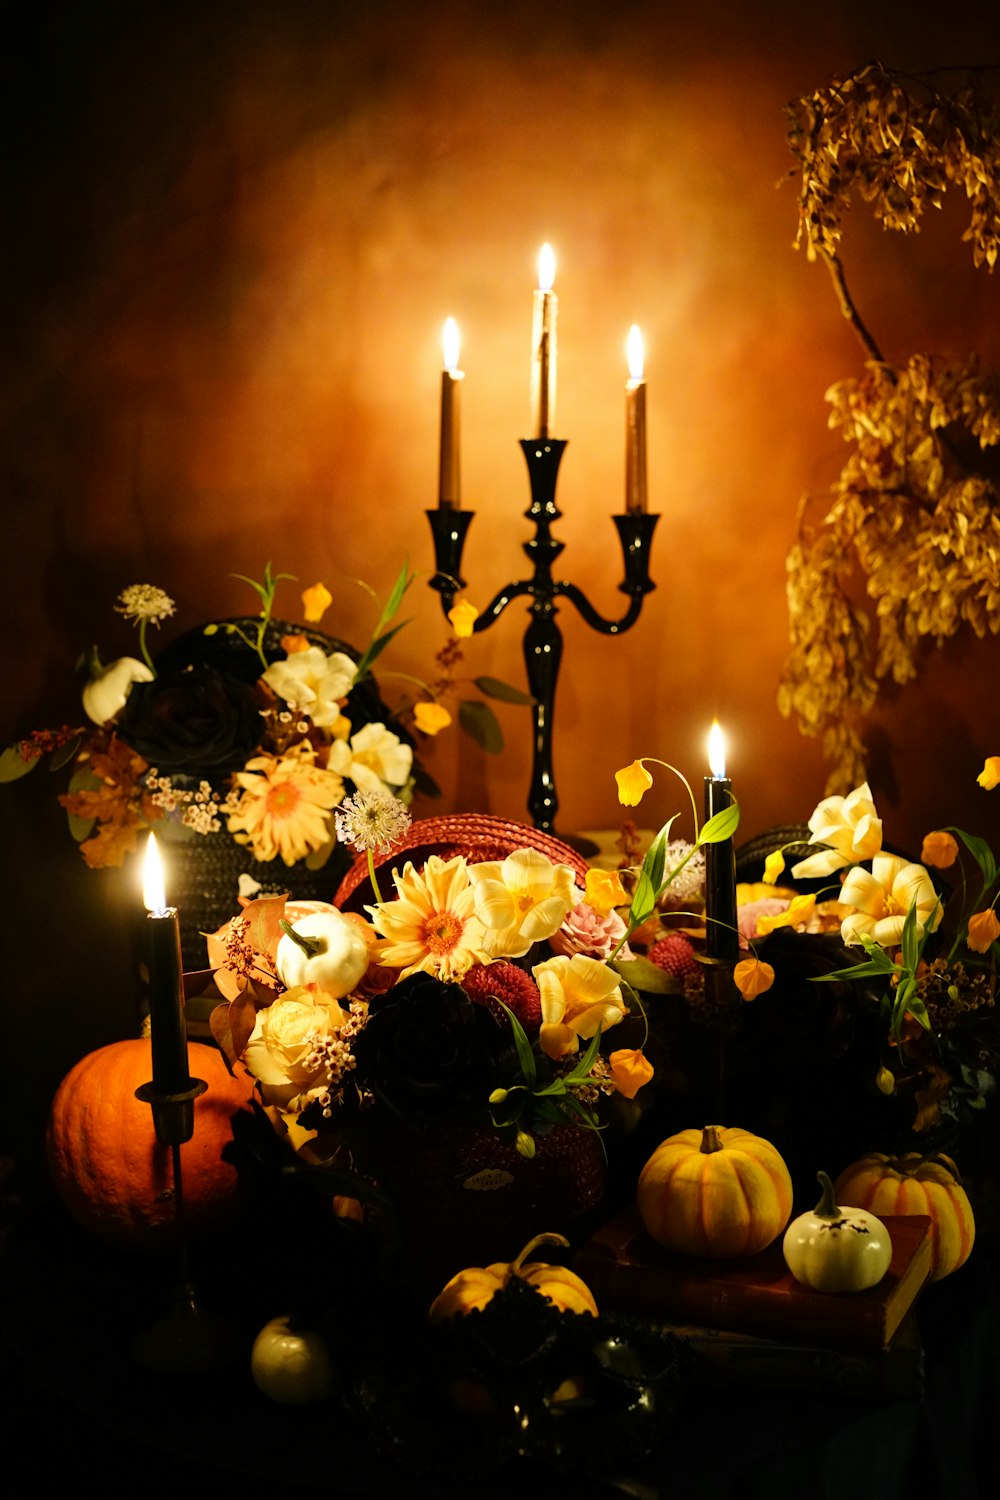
[[47, 1039, 254, 1250], [637, 1124, 794, 1258], [833, 1151, 975, 1280]]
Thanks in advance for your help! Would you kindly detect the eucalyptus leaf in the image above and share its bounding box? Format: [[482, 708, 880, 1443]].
[[0, 744, 39, 783], [458, 699, 505, 754], [49, 733, 85, 773], [472, 676, 536, 705]]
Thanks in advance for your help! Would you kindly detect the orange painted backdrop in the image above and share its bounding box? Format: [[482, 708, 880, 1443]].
[[3, 0, 999, 1168]]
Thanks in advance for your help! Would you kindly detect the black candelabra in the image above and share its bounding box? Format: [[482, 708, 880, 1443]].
[[428, 437, 658, 832]]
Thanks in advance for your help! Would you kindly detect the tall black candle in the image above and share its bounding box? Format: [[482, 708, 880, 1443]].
[[704, 721, 739, 962], [143, 833, 190, 1095]]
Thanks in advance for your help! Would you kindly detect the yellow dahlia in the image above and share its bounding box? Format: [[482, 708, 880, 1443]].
[[368, 854, 489, 980], [226, 744, 345, 865]]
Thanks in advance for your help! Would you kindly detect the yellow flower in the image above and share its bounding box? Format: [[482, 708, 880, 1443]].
[[608, 1048, 654, 1099], [967, 909, 1000, 954], [368, 854, 489, 981], [755, 893, 817, 936], [243, 983, 348, 1106], [226, 744, 345, 866], [583, 867, 627, 918], [977, 757, 1000, 791], [839, 853, 943, 948], [615, 760, 653, 807], [733, 957, 775, 1001], [413, 700, 452, 736], [301, 581, 333, 624], [344, 722, 413, 793], [921, 830, 959, 869], [763, 849, 785, 884], [791, 782, 883, 879], [468, 848, 576, 959], [448, 598, 479, 638], [534, 953, 626, 1060]]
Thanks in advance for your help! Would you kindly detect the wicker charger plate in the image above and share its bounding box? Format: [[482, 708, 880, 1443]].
[[334, 814, 591, 912]]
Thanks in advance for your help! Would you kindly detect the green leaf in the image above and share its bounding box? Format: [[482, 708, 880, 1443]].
[[900, 900, 922, 975], [698, 801, 741, 844], [495, 999, 536, 1086], [353, 618, 412, 681], [628, 868, 656, 929], [0, 744, 39, 782], [609, 955, 678, 994], [812, 955, 899, 982], [472, 676, 536, 706], [532, 1078, 569, 1097], [643, 823, 670, 896], [562, 1026, 603, 1087], [458, 699, 505, 754], [905, 994, 931, 1032], [949, 826, 997, 887], [49, 733, 85, 773]]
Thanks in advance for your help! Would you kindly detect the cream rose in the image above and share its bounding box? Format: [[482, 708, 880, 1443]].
[[243, 985, 347, 1106]]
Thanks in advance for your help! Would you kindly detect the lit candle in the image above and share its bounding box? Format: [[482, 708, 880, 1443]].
[[142, 832, 190, 1095], [625, 324, 647, 513], [438, 316, 464, 509], [530, 243, 557, 439], [704, 720, 739, 961]]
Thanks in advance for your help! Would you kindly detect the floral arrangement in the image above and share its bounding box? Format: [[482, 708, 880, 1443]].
[[1, 565, 523, 877], [206, 769, 740, 1167], [779, 61, 1000, 791]]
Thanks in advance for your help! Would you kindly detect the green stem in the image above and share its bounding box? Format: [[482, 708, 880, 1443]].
[[367, 848, 383, 905], [137, 619, 155, 674]]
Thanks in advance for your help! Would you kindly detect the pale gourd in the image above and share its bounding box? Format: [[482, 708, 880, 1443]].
[[782, 1171, 892, 1293]]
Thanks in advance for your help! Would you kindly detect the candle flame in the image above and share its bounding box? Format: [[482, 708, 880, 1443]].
[[538, 242, 556, 292], [143, 832, 167, 914], [627, 324, 644, 381], [442, 316, 461, 373], [707, 719, 727, 779]]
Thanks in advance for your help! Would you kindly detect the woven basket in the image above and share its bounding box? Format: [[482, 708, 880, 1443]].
[[334, 814, 591, 913]]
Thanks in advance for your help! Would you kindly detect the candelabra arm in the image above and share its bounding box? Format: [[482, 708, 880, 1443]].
[[427, 508, 475, 613], [554, 580, 644, 636]]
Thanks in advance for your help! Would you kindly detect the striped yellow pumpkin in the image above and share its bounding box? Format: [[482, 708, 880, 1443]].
[[637, 1124, 793, 1259], [833, 1152, 975, 1280]]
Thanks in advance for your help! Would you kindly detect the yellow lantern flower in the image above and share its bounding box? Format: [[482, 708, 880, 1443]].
[[448, 598, 479, 638], [534, 953, 626, 1060], [921, 830, 959, 869], [615, 760, 653, 807], [301, 581, 333, 624], [762, 849, 785, 884], [791, 782, 883, 879], [608, 1048, 654, 1099], [584, 867, 627, 917], [413, 700, 452, 736], [977, 756, 1000, 791], [839, 853, 943, 948], [755, 893, 817, 936], [967, 909, 1000, 954], [733, 957, 775, 1001]]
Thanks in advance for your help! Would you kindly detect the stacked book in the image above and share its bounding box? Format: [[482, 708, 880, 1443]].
[[573, 1210, 933, 1400]]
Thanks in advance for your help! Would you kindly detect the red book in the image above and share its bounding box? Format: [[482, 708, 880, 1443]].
[[572, 1209, 933, 1351]]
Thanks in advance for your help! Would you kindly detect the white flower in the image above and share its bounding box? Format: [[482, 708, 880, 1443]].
[[243, 985, 348, 1106], [791, 782, 883, 879], [262, 647, 357, 728], [344, 722, 413, 792], [839, 852, 943, 948]]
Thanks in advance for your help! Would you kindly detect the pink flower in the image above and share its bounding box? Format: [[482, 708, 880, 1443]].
[[550, 900, 633, 961]]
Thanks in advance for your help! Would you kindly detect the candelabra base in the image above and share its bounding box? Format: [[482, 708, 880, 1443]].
[[132, 1280, 246, 1374]]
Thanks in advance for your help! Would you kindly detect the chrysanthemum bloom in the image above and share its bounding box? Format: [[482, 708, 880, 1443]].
[[262, 646, 357, 727], [977, 757, 1000, 791], [226, 744, 345, 864], [791, 782, 883, 879], [413, 700, 452, 736], [615, 760, 653, 807], [608, 1048, 654, 1099], [733, 957, 775, 1001], [344, 722, 413, 793], [533, 953, 626, 1060], [468, 848, 576, 959], [839, 853, 943, 948], [921, 830, 959, 869], [583, 868, 627, 917], [448, 598, 479, 638], [368, 854, 489, 981], [967, 909, 1000, 954], [301, 581, 333, 624]]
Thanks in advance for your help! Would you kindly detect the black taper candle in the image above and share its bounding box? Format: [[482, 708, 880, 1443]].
[[704, 774, 739, 961], [147, 905, 190, 1095]]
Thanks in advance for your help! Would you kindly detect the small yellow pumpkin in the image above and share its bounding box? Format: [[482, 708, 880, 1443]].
[[637, 1123, 794, 1258], [250, 1315, 339, 1404], [833, 1151, 975, 1281], [428, 1232, 599, 1323]]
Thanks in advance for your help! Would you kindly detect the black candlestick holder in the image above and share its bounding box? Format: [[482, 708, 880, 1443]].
[[428, 438, 658, 831]]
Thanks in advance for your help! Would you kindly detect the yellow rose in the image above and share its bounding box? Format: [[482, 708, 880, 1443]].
[[243, 984, 348, 1105]]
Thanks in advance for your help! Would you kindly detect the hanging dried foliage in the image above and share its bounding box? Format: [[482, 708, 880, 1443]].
[[778, 61, 1000, 791]]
